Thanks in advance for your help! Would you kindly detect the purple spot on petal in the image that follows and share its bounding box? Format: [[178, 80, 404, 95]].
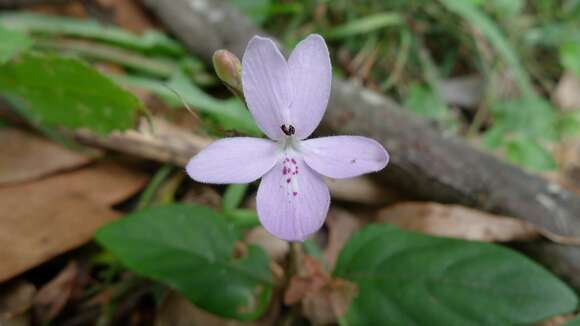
[[291, 158, 296, 164], [293, 192, 297, 196], [351, 159, 357, 164], [286, 178, 291, 183], [283, 167, 287, 175]]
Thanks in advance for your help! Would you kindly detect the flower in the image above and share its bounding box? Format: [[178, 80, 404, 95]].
[[186, 34, 389, 241]]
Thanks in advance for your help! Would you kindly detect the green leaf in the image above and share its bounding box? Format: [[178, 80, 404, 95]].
[[324, 13, 403, 40], [561, 41, 580, 76], [334, 224, 578, 325], [483, 0, 524, 16], [488, 97, 559, 141], [0, 26, 32, 63], [505, 137, 556, 171], [165, 72, 261, 136], [438, 0, 534, 97], [0, 53, 139, 133], [559, 111, 580, 137], [114, 72, 259, 135], [564, 316, 580, 326], [403, 83, 449, 121], [223, 184, 249, 211], [95, 204, 273, 321], [0, 12, 183, 56]]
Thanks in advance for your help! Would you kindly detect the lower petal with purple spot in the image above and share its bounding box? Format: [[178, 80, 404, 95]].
[[256, 158, 330, 242]]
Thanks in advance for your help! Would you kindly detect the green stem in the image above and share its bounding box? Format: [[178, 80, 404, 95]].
[[137, 164, 173, 209]]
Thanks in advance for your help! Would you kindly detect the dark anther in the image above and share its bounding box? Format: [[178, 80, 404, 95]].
[[281, 124, 295, 136]]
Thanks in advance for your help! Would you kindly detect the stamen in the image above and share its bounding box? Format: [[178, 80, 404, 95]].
[[280, 124, 296, 136]]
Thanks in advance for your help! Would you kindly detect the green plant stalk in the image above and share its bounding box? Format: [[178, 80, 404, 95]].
[[222, 183, 249, 211], [136, 164, 173, 209], [438, 0, 535, 97], [324, 12, 404, 40], [0, 12, 183, 56], [381, 28, 411, 91], [35, 38, 177, 78]]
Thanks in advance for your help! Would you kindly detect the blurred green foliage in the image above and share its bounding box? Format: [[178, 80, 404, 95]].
[[0, 4, 578, 323], [235, 0, 580, 170]]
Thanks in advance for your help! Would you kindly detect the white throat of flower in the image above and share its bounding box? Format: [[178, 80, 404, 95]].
[[278, 124, 302, 197]]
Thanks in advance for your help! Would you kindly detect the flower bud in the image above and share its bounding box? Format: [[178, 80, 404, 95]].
[[212, 50, 243, 97]]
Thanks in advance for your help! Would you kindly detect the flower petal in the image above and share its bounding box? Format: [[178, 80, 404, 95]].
[[186, 137, 279, 184], [288, 34, 332, 139], [257, 158, 330, 241], [242, 36, 292, 140], [302, 136, 389, 179]]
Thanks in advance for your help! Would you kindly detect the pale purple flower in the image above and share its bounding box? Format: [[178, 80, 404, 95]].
[[186, 34, 389, 241]]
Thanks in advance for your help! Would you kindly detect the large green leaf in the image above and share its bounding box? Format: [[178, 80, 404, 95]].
[[0, 53, 139, 133], [0, 12, 183, 56], [95, 204, 272, 321], [0, 26, 32, 63], [334, 225, 578, 325]]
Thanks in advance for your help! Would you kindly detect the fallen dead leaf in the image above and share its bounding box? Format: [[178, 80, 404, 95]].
[[549, 138, 580, 196], [324, 209, 361, 270], [155, 291, 278, 326], [0, 280, 35, 322], [284, 256, 357, 326], [536, 313, 577, 326], [378, 202, 580, 244], [32, 261, 78, 323], [0, 128, 94, 185], [182, 183, 221, 209], [0, 162, 147, 282], [111, 0, 155, 33], [554, 72, 580, 112], [29, 2, 87, 18], [75, 117, 212, 167], [325, 176, 400, 205]]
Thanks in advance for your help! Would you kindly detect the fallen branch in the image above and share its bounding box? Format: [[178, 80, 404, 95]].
[[142, 0, 580, 289]]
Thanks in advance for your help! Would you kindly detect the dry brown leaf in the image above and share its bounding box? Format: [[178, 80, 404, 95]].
[[75, 117, 212, 167], [554, 72, 580, 112], [325, 176, 400, 205], [32, 261, 78, 323], [29, 2, 87, 18], [245, 227, 289, 263], [0, 128, 94, 185], [0, 162, 146, 282], [324, 209, 361, 270], [111, 0, 155, 33], [378, 202, 580, 244], [155, 291, 278, 326], [536, 314, 577, 326], [550, 138, 580, 195], [182, 183, 221, 209], [284, 256, 357, 326], [0, 280, 35, 322]]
